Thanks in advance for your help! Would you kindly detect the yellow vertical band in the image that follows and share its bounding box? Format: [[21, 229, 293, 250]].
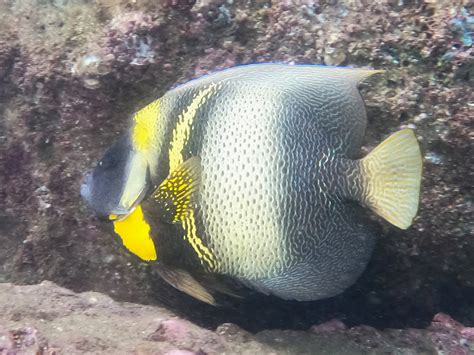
[[132, 99, 161, 153], [168, 84, 217, 171], [167, 84, 219, 270]]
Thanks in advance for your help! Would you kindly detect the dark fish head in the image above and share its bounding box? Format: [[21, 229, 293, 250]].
[[81, 135, 150, 221]]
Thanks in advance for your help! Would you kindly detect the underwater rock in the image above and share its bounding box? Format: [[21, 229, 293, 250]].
[[310, 319, 348, 333], [1, 282, 474, 354], [0, 0, 472, 334], [0, 326, 59, 355]]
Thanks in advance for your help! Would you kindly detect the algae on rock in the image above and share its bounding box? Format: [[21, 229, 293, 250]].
[[0, 0, 472, 333]]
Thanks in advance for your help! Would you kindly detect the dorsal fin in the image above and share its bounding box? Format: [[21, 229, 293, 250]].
[[338, 68, 385, 86], [303, 66, 385, 87]]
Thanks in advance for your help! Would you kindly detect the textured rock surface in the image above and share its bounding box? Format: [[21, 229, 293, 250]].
[[1, 282, 474, 354], [0, 281, 273, 354], [0, 0, 473, 333]]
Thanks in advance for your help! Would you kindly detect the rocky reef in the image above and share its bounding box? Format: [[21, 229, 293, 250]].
[[1, 282, 474, 354], [0, 0, 473, 344]]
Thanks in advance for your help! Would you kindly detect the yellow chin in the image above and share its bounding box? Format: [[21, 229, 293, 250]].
[[111, 205, 157, 261]]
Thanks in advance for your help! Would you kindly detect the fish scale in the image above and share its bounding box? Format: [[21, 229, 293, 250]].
[[198, 84, 286, 279], [181, 67, 377, 300], [82, 64, 422, 304]]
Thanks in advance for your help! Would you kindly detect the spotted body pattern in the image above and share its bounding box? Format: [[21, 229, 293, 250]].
[[83, 64, 421, 303], [138, 65, 385, 301]]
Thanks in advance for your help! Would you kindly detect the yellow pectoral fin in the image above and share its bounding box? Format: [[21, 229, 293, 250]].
[[151, 156, 202, 223], [112, 206, 157, 261], [144, 157, 216, 269]]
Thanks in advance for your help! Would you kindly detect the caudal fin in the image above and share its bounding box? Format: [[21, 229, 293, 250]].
[[360, 129, 422, 229]]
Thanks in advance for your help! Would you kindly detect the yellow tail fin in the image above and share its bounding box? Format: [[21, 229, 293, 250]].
[[361, 129, 422, 229]]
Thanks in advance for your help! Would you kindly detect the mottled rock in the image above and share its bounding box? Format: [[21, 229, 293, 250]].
[[1, 282, 474, 354], [310, 319, 347, 333], [0, 281, 274, 354], [0, 0, 473, 335]]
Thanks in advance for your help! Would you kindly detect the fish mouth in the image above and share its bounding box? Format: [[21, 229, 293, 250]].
[[108, 185, 149, 222], [80, 173, 93, 203]]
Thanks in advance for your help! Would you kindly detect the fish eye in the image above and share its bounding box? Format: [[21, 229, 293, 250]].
[[97, 152, 120, 171]]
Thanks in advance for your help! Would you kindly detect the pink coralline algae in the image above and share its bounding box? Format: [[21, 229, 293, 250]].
[[0, 0, 472, 338], [310, 319, 348, 333], [0, 326, 58, 354], [192, 48, 237, 78], [310, 313, 474, 354], [429, 313, 474, 355], [2, 282, 474, 354]]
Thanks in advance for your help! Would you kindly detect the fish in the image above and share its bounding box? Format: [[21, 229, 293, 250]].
[[81, 64, 423, 304]]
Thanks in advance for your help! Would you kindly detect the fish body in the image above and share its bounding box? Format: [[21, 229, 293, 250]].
[[82, 64, 422, 303]]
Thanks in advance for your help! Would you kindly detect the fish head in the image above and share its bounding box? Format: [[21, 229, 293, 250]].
[[81, 135, 150, 221]]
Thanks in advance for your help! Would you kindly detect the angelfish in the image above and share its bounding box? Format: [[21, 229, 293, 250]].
[[81, 64, 422, 304]]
